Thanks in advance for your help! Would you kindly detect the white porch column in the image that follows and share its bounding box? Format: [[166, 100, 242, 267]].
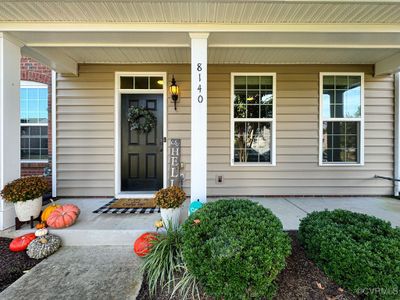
[[395, 72, 400, 196], [190, 33, 209, 203], [0, 33, 21, 229]]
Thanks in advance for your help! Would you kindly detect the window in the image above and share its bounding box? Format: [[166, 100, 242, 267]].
[[320, 73, 364, 165], [20, 81, 48, 161], [231, 73, 276, 166], [119, 76, 164, 90]]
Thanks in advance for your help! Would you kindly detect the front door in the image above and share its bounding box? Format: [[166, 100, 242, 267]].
[[121, 94, 163, 191]]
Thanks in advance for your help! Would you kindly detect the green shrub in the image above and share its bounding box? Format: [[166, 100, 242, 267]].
[[181, 199, 291, 300], [299, 209, 400, 300]]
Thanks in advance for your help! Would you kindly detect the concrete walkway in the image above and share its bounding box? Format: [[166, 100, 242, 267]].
[[0, 246, 143, 300]]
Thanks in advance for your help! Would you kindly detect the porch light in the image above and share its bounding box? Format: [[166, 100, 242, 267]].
[[170, 75, 179, 111]]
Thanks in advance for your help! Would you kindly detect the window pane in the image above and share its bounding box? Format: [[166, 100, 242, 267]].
[[247, 76, 259, 90], [246, 91, 259, 104], [234, 91, 246, 104], [234, 76, 246, 90], [150, 77, 163, 89], [234, 121, 271, 163], [120, 77, 133, 89], [247, 105, 259, 118], [260, 76, 272, 89], [322, 121, 359, 163], [134, 77, 149, 89], [20, 126, 48, 160], [322, 75, 361, 119], [234, 104, 246, 118]]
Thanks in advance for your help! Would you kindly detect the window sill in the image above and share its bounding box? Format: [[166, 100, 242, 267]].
[[319, 162, 364, 167], [231, 162, 276, 167], [21, 160, 49, 164]]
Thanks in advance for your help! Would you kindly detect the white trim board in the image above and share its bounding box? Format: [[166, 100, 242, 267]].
[[114, 72, 168, 199], [318, 72, 365, 166], [230, 72, 277, 167], [51, 70, 57, 197]]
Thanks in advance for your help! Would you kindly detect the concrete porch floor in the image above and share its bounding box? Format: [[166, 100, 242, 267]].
[[1, 196, 399, 246]]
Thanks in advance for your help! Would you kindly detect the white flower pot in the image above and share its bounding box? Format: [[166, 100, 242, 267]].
[[160, 207, 181, 229], [14, 197, 43, 222]]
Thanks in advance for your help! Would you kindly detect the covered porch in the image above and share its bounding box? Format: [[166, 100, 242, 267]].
[[2, 196, 400, 245], [1, 0, 400, 230]]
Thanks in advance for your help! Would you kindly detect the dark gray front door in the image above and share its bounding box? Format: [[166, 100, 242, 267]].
[[121, 94, 163, 191]]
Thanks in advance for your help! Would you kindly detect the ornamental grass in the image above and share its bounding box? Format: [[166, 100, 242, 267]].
[[0, 176, 49, 203]]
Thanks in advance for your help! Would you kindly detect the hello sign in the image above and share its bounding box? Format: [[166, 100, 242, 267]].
[[169, 138, 181, 187]]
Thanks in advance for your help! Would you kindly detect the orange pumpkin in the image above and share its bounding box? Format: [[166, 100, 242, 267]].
[[46, 204, 80, 229], [41, 199, 61, 223], [36, 222, 46, 229], [134, 232, 158, 257]]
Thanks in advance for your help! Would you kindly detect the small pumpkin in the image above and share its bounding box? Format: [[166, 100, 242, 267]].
[[134, 232, 158, 257], [36, 222, 46, 229], [9, 233, 36, 252], [46, 204, 80, 229], [41, 199, 61, 223], [35, 228, 48, 237]]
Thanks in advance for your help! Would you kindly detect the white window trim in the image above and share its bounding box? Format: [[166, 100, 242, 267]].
[[230, 72, 276, 167], [319, 72, 365, 166], [20, 80, 49, 163]]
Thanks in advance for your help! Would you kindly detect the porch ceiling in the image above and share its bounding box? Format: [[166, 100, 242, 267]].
[[21, 47, 399, 66], [1, 0, 400, 24], [2, 1, 400, 75]]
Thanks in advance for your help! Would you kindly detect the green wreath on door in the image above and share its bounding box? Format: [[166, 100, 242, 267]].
[[127, 106, 157, 134]]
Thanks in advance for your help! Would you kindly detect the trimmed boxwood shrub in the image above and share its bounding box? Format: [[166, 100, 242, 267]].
[[299, 209, 400, 299], [181, 199, 291, 300]]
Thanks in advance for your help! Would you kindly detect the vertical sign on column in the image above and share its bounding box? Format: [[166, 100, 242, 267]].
[[190, 33, 209, 203], [169, 138, 181, 187]]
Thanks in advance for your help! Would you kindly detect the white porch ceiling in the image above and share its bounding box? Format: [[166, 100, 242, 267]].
[[2, 1, 400, 75], [23, 46, 398, 66], [1, 1, 400, 24]]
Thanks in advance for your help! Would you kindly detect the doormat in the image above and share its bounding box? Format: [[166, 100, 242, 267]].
[[110, 198, 156, 208], [92, 198, 160, 214]]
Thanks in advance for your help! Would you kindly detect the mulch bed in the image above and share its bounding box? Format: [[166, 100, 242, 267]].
[[0, 237, 42, 292], [137, 231, 360, 300]]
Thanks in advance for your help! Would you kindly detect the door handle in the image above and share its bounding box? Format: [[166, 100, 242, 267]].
[[160, 138, 164, 152]]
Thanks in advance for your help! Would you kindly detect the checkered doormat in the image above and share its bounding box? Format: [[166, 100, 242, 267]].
[[92, 198, 160, 214]]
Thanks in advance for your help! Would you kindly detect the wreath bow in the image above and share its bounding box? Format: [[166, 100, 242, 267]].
[[127, 106, 157, 134]]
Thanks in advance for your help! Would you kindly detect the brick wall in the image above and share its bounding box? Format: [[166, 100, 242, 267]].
[[20, 57, 52, 189]]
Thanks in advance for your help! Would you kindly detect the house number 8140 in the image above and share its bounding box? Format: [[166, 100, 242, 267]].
[[197, 63, 203, 103]]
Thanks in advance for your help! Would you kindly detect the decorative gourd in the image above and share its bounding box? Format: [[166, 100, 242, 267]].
[[154, 219, 163, 229], [134, 232, 158, 257], [41, 199, 61, 223], [36, 222, 46, 229], [46, 204, 80, 229], [35, 228, 48, 237], [9, 233, 36, 252], [27, 234, 62, 259]]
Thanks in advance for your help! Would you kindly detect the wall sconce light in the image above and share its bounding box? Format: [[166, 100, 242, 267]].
[[170, 75, 179, 111]]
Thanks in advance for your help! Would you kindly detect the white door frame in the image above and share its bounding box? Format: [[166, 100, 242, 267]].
[[114, 72, 168, 198]]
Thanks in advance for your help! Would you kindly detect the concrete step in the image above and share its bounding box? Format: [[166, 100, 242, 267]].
[[5, 228, 152, 246]]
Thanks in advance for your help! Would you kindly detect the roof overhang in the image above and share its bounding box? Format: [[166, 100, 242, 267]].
[[1, 1, 400, 75]]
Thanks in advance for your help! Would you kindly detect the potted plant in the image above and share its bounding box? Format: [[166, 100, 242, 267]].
[[154, 185, 186, 228], [0, 176, 49, 222]]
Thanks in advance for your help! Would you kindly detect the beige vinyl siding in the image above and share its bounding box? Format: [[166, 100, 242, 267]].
[[56, 64, 394, 197], [207, 65, 393, 196]]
